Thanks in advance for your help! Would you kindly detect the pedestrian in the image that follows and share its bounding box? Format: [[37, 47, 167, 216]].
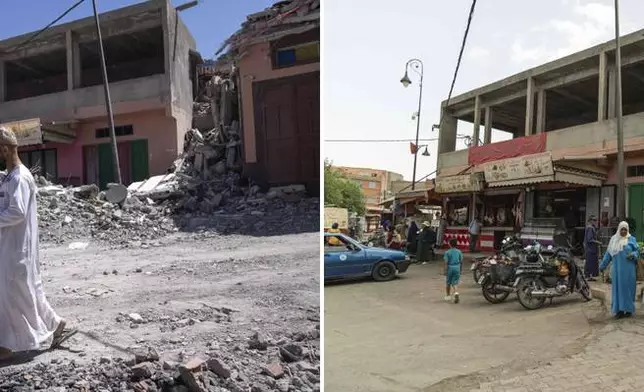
[[468, 216, 482, 253], [406, 220, 419, 255], [0, 127, 75, 360], [599, 221, 640, 319], [386, 226, 403, 250], [444, 238, 463, 303], [417, 221, 437, 265], [583, 215, 600, 280], [327, 222, 342, 246]]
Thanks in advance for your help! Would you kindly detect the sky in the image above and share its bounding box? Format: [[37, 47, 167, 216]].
[[324, 0, 642, 181], [0, 0, 275, 59]]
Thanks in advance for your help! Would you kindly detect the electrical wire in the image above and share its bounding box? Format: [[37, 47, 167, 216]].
[[1, 0, 87, 54], [325, 135, 471, 143], [438, 0, 478, 129]]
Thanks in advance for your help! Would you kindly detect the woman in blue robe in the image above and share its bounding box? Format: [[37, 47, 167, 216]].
[[599, 221, 640, 319]]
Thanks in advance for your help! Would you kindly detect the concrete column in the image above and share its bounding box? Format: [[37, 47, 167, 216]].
[[437, 106, 458, 154], [472, 95, 481, 146], [598, 52, 607, 121], [66, 31, 74, 90], [484, 106, 493, 144], [607, 66, 616, 119], [536, 89, 546, 133], [0, 61, 5, 103], [525, 77, 535, 136]]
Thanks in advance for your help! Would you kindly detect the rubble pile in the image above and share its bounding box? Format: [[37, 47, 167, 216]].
[[0, 328, 320, 392], [36, 177, 177, 246]]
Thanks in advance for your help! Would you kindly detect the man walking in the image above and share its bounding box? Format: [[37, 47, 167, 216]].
[[0, 127, 72, 360], [584, 215, 601, 281], [468, 216, 481, 253]]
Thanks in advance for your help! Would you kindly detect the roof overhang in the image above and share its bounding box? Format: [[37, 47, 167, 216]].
[[0, 118, 77, 146]]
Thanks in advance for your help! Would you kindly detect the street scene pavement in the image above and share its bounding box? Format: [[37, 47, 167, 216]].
[[325, 260, 643, 392], [0, 231, 320, 391]]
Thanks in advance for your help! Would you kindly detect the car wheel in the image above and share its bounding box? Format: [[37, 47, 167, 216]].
[[372, 261, 397, 282]]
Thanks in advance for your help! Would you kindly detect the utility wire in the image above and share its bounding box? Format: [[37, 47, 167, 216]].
[[438, 0, 478, 129], [325, 135, 471, 143], [1, 0, 86, 54]]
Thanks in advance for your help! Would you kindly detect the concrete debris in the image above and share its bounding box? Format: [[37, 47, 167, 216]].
[[0, 337, 320, 391]]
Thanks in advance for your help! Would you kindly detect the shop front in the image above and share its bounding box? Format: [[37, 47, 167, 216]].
[[435, 173, 487, 252], [483, 152, 608, 250]]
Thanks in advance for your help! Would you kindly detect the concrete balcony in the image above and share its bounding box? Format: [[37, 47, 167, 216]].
[[437, 111, 644, 176], [0, 74, 170, 124]]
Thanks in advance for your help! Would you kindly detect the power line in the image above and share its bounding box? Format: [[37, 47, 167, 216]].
[[437, 0, 477, 130], [2, 0, 86, 54]]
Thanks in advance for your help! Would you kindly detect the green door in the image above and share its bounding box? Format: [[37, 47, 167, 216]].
[[130, 139, 149, 182], [98, 143, 115, 190], [628, 184, 644, 241]]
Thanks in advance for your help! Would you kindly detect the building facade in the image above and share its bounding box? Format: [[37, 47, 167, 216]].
[[435, 28, 644, 251], [0, 0, 195, 188], [336, 166, 403, 230], [219, 0, 320, 194]]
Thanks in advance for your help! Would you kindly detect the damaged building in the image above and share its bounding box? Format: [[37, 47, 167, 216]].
[[203, 0, 320, 195], [0, 0, 196, 189]]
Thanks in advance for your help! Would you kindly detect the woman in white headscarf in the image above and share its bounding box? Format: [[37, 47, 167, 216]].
[[599, 221, 640, 319]]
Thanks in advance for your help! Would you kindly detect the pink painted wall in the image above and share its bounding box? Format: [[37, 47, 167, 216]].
[[238, 41, 319, 163], [25, 109, 179, 185], [606, 154, 644, 185]]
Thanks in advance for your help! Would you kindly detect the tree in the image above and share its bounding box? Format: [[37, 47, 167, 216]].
[[324, 159, 366, 215]]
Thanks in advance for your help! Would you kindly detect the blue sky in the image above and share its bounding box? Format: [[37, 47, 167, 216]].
[[0, 0, 275, 59]]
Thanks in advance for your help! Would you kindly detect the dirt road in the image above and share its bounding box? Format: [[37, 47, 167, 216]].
[[0, 232, 320, 391], [324, 262, 598, 392]]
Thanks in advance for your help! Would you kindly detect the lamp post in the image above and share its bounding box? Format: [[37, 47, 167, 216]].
[[400, 58, 424, 190]]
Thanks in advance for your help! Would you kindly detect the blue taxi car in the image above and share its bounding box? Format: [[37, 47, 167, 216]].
[[324, 232, 410, 282]]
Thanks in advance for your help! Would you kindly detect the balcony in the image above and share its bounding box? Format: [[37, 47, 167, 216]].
[[0, 74, 170, 124]]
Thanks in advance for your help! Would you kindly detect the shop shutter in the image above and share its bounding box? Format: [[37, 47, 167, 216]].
[[98, 143, 115, 190], [130, 139, 149, 183]]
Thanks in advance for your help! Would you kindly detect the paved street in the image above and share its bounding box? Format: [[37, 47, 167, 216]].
[[324, 261, 644, 392]]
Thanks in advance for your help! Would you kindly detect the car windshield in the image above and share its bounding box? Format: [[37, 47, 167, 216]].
[[340, 235, 362, 248]]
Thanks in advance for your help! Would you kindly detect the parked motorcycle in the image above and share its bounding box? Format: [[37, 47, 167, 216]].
[[471, 236, 523, 285], [513, 245, 592, 310], [477, 237, 526, 304]]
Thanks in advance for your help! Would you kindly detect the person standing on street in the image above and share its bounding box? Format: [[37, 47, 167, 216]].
[[0, 127, 74, 360], [436, 214, 448, 250], [584, 215, 600, 281], [468, 216, 482, 253], [600, 221, 640, 319], [406, 220, 419, 256], [443, 238, 463, 303], [417, 221, 437, 264]]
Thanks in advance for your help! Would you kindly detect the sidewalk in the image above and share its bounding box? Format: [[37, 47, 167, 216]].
[[590, 280, 644, 314]]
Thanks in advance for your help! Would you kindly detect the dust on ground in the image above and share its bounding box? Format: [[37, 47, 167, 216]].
[[324, 261, 602, 392], [0, 232, 320, 392]]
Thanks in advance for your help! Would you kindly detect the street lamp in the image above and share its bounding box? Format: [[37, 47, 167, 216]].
[[400, 58, 424, 190]]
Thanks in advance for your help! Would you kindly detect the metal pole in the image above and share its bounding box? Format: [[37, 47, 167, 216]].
[[92, 0, 122, 184], [615, 0, 625, 219], [412, 63, 424, 191]]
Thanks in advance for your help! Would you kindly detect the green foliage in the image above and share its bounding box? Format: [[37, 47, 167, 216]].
[[324, 159, 366, 215]]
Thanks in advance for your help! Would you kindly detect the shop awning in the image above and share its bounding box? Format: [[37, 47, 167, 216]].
[[486, 175, 556, 188], [0, 118, 76, 146], [553, 172, 603, 187]]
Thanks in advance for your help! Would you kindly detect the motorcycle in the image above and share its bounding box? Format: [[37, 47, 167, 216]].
[[477, 237, 528, 304], [471, 236, 523, 285], [513, 244, 592, 310]]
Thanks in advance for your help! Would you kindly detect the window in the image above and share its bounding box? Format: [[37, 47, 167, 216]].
[[19, 149, 57, 182], [368, 182, 377, 189], [324, 235, 351, 251], [627, 165, 644, 177], [95, 125, 134, 139], [274, 41, 320, 68]]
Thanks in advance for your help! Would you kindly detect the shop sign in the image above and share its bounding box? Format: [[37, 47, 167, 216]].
[[0, 118, 43, 147], [483, 152, 553, 183], [435, 174, 482, 194]]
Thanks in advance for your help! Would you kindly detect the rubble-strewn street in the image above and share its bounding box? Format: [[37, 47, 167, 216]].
[[0, 232, 320, 392]]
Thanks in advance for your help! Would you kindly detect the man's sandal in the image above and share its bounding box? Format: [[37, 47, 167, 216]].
[[50, 321, 78, 349], [0, 347, 12, 361]]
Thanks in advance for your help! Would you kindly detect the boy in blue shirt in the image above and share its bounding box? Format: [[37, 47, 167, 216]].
[[443, 238, 463, 303]]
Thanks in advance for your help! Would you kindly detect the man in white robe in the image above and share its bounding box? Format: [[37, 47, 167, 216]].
[[0, 127, 68, 359]]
